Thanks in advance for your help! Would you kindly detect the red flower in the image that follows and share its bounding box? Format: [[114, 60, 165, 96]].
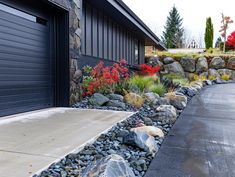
[[139, 64, 160, 75], [82, 59, 129, 97], [226, 31, 235, 50]]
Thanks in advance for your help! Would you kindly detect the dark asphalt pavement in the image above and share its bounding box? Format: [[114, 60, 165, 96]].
[[145, 83, 235, 177]]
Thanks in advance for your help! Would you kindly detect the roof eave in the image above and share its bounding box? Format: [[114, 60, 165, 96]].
[[110, 0, 167, 50]]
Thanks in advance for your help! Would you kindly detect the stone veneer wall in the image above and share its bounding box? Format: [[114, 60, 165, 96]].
[[149, 56, 235, 80], [48, 0, 82, 105]]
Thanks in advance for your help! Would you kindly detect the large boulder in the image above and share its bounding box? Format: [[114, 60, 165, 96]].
[[210, 57, 225, 69], [196, 57, 208, 73], [166, 92, 187, 110], [163, 57, 175, 64], [81, 154, 135, 177], [217, 69, 233, 77], [144, 92, 160, 103], [107, 93, 124, 102], [227, 57, 235, 70], [106, 100, 126, 109], [199, 71, 209, 78], [185, 87, 198, 97], [89, 93, 109, 106], [164, 62, 185, 77], [180, 57, 196, 73], [208, 69, 220, 78], [148, 56, 164, 70], [232, 71, 235, 80], [153, 97, 170, 106], [123, 131, 158, 155], [142, 117, 154, 126], [185, 72, 195, 81], [190, 81, 203, 91], [178, 87, 198, 97], [131, 126, 164, 137], [124, 93, 144, 108], [150, 105, 177, 123]]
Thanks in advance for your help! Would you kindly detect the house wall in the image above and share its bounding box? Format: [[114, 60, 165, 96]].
[[48, 0, 147, 105], [81, 1, 144, 66]]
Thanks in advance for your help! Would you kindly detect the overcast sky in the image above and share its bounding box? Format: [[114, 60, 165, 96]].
[[122, 0, 235, 46]]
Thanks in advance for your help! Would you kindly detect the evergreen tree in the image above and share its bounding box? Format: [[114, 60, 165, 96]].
[[162, 6, 184, 48], [204, 17, 214, 49]]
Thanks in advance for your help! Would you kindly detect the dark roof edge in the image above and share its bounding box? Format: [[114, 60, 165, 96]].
[[113, 0, 167, 50]]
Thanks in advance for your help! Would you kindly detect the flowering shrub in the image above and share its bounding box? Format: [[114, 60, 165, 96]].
[[226, 31, 235, 50], [139, 64, 160, 75], [82, 59, 129, 96]]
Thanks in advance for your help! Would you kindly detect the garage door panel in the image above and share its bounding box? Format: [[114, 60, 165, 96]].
[[0, 53, 48, 64], [0, 86, 51, 96], [0, 46, 48, 58], [0, 74, 51, 81], [0, 80, 51, 86], [0, 98, 52, 110], [0, 23, 46, 42], [0, 31, 47, 48], [0, 104, 51, 117], [0, 39, 48, 53], [0, 91, 51, 103], [0, 9, 48, 32], [0, 67, 50, 75], [0, 2, 54, 117]]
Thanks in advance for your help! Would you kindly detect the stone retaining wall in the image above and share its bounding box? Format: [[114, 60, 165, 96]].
[[149, 56, 235, 80]]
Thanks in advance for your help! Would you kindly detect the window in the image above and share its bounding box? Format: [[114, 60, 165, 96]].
[[134, 39, 139, 65], [0, 3, 47, 25]]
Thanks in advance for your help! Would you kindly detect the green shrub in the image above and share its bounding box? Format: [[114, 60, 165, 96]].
[[208, 75, 215, 80], [149, 83, 166, 96], [172, 78, 190, 86], [221, 74, 230, 81], [206, 47, 214, 53], [163, 73, 184, 80], [128, 75, 153, 92]]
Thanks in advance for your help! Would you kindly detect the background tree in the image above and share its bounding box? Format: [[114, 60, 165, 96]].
[[219, 13, 233, 52], [204, 17, 214, 49], [215, 37, 222, 48], [162, 6, 184, 48]]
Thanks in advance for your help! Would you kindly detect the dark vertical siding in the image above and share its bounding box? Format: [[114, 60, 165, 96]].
[[103, 15, 108, 59], [82, 2, 145, 65], [85, 4, 92, 56], [82, 3, 86, 54], [108, 19, 112, 60], [112, 23, 117, 61], [98, 12, 103, 58], [92, 8, 98, 57], [116, 25, 120, 60]]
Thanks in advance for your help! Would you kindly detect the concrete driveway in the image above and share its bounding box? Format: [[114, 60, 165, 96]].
[[0, 108, 134, 177]]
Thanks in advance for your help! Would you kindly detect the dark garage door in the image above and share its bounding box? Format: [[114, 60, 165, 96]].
[[0, 2, 54, 117]]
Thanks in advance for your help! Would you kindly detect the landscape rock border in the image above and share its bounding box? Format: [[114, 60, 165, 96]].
[[34, 80, 235, 177]]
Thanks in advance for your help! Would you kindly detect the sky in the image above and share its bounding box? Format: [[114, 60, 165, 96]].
[[122, 0, 235, 46]]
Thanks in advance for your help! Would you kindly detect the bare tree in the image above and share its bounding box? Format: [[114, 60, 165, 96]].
[[219, 13, 233, 52], [197, 32, 204, 48], [183, 28, 192, 48]]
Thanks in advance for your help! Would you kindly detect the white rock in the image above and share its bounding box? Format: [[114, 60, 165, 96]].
[[131, 126, 164, 138]]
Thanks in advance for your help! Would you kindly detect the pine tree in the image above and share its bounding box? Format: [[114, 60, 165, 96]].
[[204, 17, 214, 49], [162, 6, 184, 48]]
